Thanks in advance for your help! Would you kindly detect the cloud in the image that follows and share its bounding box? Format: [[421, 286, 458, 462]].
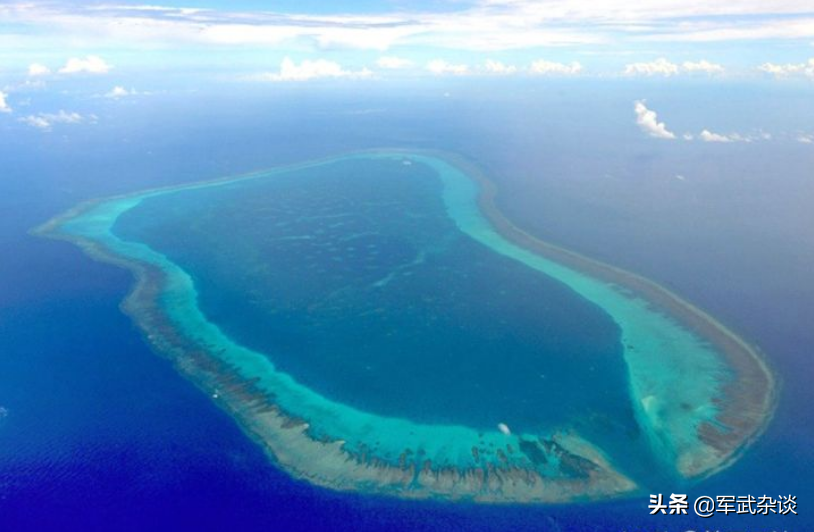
[[27, 63, 50, 76], [634, 100, 676, 139], [19, 110, 86, 131], [629, 100, 773, 146], [625, 58, 680, 76], [528, 59, 582, 75], [758, 58, 814, 78], [255, 57, 372, 81], [3, 2, 814, 58], [698, 129, 752, 142], [797, 134, 814, 144], [699, 129, 732, 142], [19, 115, 50, 129], [376, 56, 413, 69], [58, 55, 112, 74], [483, 59, 517, 74], [0, 91, 11, 113], [625, 58, 725, 76], [682, 60, 724, 74], [105, 86, 135, 98], [686, 128, 772, 143], [426, 59, 469, 75]]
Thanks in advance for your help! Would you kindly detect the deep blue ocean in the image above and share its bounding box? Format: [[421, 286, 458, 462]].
[[1, 79, 811, 531]]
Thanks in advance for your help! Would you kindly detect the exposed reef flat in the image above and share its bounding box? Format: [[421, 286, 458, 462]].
[[34, 150, 775, 503]]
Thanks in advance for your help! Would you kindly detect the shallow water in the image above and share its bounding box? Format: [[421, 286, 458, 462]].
[[114, 157, 632, 435]]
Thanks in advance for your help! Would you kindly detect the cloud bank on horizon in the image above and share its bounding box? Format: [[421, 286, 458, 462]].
[[0, 0, 812, 143], [0, 0, 813, 80]]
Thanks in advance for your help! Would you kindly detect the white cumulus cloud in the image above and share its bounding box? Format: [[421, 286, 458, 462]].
[[19, 110, 86, 131], [483, 59, 517, 74], [625, 58, 679, 76], [625, 58, 723, 76], [376, 56, 413, 69], [634, 100, 676, 139], [58, 55, 112, 74], [528, 60, 582, 75], [682, 60, 724, 74], [0, 91, 11, 113], [797, 134, 814, 144], [758, 58, 814, 78], [28, 63, 51, 77], [105, 86, 135, 98], [699, 129, 732, 142], [256, 57, 372, 81], [20, 115, 50, 129], [426, 59, 469, 75], [698, 129, 751, 142]]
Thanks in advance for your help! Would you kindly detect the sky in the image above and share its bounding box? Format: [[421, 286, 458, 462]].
[[0, 0, 812, 136]]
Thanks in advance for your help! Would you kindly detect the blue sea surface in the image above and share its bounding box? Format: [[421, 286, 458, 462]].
[[1, 80, 811, 531]]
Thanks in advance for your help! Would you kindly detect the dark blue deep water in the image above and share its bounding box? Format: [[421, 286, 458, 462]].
[[1, 80, 812, 531]]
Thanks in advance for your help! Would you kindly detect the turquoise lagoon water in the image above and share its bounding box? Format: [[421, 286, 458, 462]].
[[52, 152, 759, 501]]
